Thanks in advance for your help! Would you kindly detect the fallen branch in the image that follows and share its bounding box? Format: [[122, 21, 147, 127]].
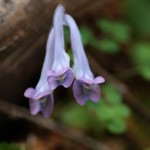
[[0, 99, 110, 150]]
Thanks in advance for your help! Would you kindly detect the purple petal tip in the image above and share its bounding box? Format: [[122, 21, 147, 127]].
[[93, 76, 105, 84], [24, 88, 35, 98]]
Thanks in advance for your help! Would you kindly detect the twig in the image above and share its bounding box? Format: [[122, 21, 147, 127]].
[[0, 99, 110, 150], [88, 55, 150, 122]]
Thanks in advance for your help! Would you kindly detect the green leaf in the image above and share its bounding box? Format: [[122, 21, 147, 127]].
[[61, 105, 90, 129], [126, 0, 150, 37], [111, 22, 130, 43], [102, 84, 123, 104], [131, 43, 150, 80], [96, 101, 116, 122], [0, 143, 21, 150], [114, 104, 131, 118], [106, 118, 127, 134], [80, 26, 94, 45], [96, 19, 130, 43], [96, 19, 114, 34], [91, 39, 119, 53], [86, 100, 100, 109], [132, 43, 150, 64], [137, 65, 150, 80], [99, 39, 119, 53], [94, 101, 129, 134], [96, 101, 131, 122]]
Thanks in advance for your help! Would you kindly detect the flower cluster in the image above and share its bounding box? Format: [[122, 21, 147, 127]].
[[24, 5, 105, 117]]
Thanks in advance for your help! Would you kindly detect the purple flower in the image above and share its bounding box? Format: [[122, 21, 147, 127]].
[[64, 15, 105, 105], [47, 5, 74, 91], [24, 28, 55, 117], [24, 4, 105, 118]]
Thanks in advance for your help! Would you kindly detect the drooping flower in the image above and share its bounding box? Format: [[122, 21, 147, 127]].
[[47, 5, 74, 90], [24, 4, 105, 117], [64, 14, 105, 105], [24, 28, 55, 118]]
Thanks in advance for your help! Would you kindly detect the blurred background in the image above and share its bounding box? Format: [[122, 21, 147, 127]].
[[0, 0, 150, 149]]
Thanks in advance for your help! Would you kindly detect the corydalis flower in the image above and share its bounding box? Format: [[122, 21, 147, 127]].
[[64, 15, 105, 105], [24, 28, 55, 118], [47, 5, 74, 90]]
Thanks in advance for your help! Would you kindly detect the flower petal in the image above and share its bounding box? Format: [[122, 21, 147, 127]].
[[93, 76, 105, 84], [35, 90, 51, 100], [89, 85, 100, 102], [47, 68, 74, 90], [40, 94, 54, 118], [73, 79, 101, 105], [73, 80, 89, 105], [29, 99, 40, 115], [62, 68, 74, 88]]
